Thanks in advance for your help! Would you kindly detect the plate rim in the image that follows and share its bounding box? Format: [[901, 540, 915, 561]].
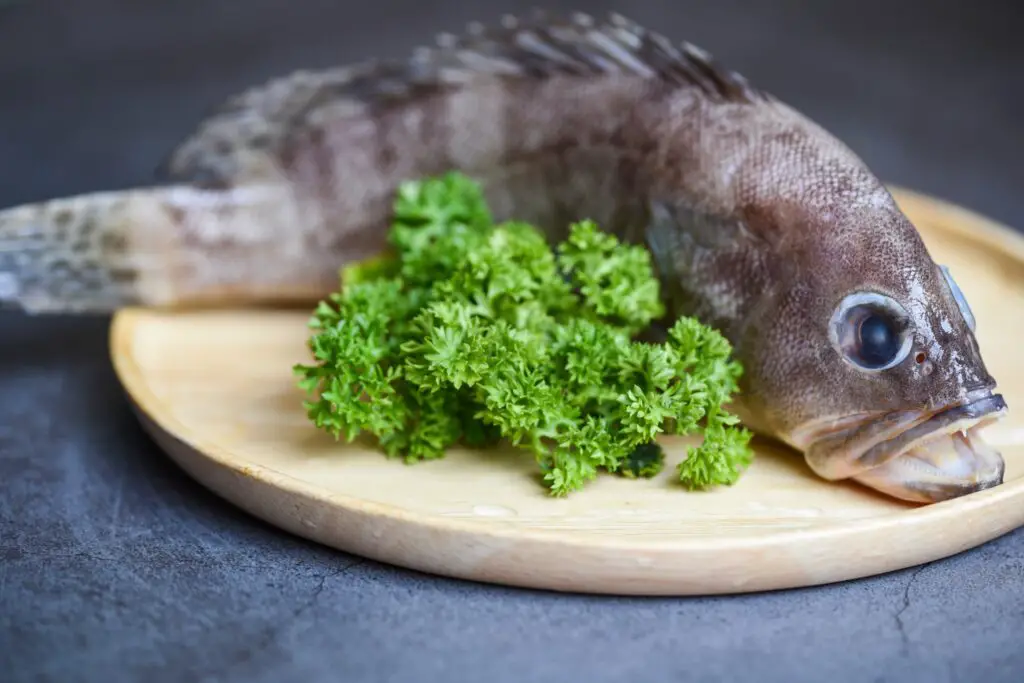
[[106, 185, 1024, 589]]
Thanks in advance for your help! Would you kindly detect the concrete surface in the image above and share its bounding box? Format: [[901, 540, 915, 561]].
[[1, 1, 1022, 682]]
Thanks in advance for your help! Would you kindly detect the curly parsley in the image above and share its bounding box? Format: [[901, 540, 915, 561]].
[[294, 172, 754, 495]]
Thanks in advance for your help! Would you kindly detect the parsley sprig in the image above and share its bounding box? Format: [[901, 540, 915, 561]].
[[294, 172, 753, 495]]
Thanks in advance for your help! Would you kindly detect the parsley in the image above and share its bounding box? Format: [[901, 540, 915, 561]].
[[294, 172, 754, 495]]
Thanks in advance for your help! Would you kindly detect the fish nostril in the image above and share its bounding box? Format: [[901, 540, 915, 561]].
[[918, 351, 935, 377]]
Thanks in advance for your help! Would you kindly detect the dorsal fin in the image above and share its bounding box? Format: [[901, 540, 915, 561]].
[[159, 10, 767, 188], [424, 10, 764, 100]]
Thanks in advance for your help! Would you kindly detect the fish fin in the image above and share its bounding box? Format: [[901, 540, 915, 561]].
[[158, 10, 767, 189], [0, 183, 338, 315], [648, 199, 756, 252], [644, 201, 684, 285], [421, 10, 763, 98], [645, 200, 698, 322], [0, 189, 183, 314], [645, 198, 773, 338], [645, 198, 758, 286]]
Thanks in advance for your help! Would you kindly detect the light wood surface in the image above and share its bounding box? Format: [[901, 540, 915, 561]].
[[109, 187, 1024, 595]]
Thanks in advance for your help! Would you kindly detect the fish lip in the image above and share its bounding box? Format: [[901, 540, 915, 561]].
[[856, 393, 1008, 469], [803, 391, 1008, 481], [848, 393, 1008, 503], [869, 454, 1006, 504]]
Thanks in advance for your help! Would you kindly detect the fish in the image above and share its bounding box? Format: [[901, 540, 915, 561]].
[[0, 10, 1007, 504]]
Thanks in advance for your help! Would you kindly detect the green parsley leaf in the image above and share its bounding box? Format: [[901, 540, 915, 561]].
[[293, 172, 755, 495]]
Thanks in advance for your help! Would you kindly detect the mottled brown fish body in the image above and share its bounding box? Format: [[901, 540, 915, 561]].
[[0, 11, 1007, 503]]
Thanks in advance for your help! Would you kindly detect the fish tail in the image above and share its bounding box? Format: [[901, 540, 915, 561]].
[[0, 182, 343, 315], [0, 188, 183, 314]]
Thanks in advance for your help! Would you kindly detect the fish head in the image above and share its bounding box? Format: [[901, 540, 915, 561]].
[[736, 197, 1007, 504]]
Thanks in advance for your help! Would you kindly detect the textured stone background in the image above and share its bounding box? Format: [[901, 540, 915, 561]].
[[1, 1, 1022, 682]]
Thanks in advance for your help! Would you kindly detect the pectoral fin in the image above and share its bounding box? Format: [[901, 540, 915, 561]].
[[644, 198, 768, 335]]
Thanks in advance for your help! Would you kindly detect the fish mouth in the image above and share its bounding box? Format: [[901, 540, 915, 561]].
[[802, 391, 1008, 503]]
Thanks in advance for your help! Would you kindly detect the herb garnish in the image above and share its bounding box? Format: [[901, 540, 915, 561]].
[[294, 172, 753, 495]]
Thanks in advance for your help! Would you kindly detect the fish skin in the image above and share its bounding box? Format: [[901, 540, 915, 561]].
[[0, 10, 1007, 502]]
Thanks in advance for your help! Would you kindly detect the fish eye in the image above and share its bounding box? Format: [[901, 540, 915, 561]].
[[829, 292, 913, 371], [939, 265, 976, 331]]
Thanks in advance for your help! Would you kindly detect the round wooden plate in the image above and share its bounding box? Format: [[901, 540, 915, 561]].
[[109, 187, 1024, 596]]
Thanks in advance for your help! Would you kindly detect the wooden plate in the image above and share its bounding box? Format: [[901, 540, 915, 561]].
[[109, 187, 1024, 595]]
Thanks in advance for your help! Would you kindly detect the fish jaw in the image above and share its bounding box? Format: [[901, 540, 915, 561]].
[[850, 425, 1005, 503], [795, 392, 1009, 503]]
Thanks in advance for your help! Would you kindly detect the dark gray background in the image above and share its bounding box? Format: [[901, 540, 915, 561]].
[[1, 1, 1022, 682]]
